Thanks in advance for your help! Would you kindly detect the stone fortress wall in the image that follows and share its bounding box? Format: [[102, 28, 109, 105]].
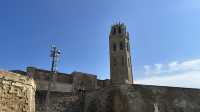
[[84, 84, 200, 112], [2, 69, 200, 112], [12, 66, 110, 112], [26, 67, 110, 93], [0, 71, 36, 112]]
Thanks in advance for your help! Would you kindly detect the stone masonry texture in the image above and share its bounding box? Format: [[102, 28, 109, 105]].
[[35, 91, 81, 112], [109, 23, 133, 84], [0, 71, 36, 112], [84, 84, 200, 112], [3, 69, 200, 112]]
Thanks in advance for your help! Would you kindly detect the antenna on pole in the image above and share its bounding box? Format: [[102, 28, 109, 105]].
[[50, 45, 61, 72], [45, 45, 61, 112]]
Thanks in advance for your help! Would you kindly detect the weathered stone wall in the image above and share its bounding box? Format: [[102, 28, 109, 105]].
[[0, 71, 36, 112], [25, 67, 102, 112], [84, 84, 200, 112], [26, 67, 100, 93], [27, 67, 73, 93], [72, 72, 97, 93], [97, 79, 110, 88], [35, 91, 81, 112]]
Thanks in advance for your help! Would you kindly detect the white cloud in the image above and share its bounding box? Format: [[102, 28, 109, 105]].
[[135, 71, 200, 89], [180, 59, 200, 71], [168, 61, 178, 72], [154, 64, 163, 74], [137, 59, 200, 89], [144, 59, 200, 75]]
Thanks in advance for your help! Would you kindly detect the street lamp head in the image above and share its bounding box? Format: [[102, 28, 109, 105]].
[[57, 50, 61, 55]]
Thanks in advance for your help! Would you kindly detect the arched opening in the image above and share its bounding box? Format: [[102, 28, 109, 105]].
[[113, 28, 116, 35], [113, 57, 117, 66], [118, 27, 122, 34], [120, 41, 124, 50], [113, 43, 117, 52]]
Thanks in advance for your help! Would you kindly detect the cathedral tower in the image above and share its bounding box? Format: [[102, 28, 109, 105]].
[[109, 23, 133, 84]]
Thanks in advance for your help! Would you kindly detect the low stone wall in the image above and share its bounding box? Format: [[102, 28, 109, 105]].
[[0, 71, 36, 112], [84, 84, 200, 112]]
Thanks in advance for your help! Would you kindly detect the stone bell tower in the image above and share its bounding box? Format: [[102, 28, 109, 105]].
[[109, 23, 133, 84]]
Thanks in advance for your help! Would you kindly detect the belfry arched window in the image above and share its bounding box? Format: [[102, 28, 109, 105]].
[[113, 43, 117, 52], [120, 41, 124, 50], [113, 57, 117, 66], [113, 28, 116, 35], [118, 27, 122, 34]]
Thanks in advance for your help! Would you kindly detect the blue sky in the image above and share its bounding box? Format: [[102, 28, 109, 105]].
[[1, 0, 200, 87]]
